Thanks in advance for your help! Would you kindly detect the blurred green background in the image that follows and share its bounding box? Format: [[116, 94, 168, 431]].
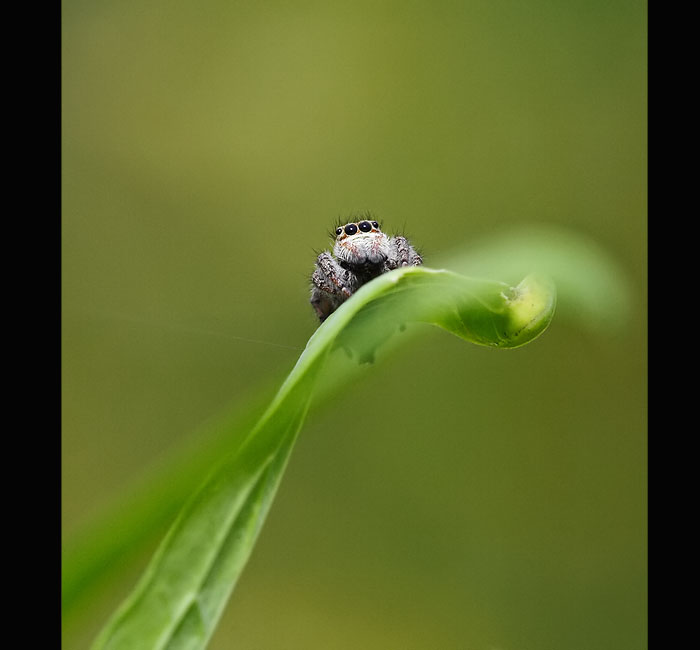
[[62, 0, 647, 649]]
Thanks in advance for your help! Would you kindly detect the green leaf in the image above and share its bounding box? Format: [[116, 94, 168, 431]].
[[89, 267, 555, 650]]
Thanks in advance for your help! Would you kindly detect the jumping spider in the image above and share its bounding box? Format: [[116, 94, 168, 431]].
[[310, 217, 423, 322]]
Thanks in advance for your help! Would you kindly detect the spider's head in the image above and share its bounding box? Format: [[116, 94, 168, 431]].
[[332, 219, 390, 267]]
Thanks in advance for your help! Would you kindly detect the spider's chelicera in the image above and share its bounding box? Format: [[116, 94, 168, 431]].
[[310, 216, 423, 322]]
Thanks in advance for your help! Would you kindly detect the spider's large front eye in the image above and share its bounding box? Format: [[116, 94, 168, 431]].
[[358, 221, 372, 232], [371, 221, 379, 229], [344, 223, 358, 236], [335, 228, 343, 236]]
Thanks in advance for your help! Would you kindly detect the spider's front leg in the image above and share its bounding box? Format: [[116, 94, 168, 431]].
[[387, 235, 423, 269], [310, 252, 355, 322]]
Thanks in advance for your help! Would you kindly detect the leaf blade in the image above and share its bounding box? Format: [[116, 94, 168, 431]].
[[89, 267, 555, 649]]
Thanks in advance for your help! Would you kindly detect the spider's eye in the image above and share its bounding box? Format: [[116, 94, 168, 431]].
[[371, 221, 379, 229], [358, 221, 372, 232], [335, 228, 343, 236], [344, 223, 358, 236]]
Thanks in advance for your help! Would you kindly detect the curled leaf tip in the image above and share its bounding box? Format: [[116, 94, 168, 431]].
[[499, 273, 557, 348]]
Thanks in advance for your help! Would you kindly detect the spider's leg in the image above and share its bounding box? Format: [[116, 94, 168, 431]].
[[391, 236, 423, 268], [315, 252, 353, 298], [310, 287, 335, 322], [310, 253, 353, 322]]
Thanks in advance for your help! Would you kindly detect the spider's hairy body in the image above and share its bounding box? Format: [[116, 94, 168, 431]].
[[310, 216, 423, 322]]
